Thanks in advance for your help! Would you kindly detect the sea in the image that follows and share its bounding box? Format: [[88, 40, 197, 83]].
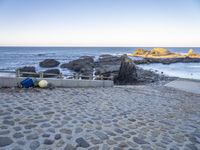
[[0, 47, 200, 80]]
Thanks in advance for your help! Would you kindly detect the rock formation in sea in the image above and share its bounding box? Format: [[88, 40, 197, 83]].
[[39, 59, 60, 68], [131, 48, 200, 64]]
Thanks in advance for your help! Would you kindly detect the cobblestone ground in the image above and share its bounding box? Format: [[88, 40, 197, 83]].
[[0, 85, 200, 150]]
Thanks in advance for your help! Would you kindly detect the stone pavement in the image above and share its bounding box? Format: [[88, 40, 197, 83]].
[[165, 79, 200, 95], [0, 85, 199, 150]]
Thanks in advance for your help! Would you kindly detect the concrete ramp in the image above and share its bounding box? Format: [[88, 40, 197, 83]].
[[165, 79, 200, 94], [0, 77, 113, 88]]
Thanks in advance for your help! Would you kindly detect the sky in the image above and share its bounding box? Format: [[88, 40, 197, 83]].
[[0, 0, 200, 47]]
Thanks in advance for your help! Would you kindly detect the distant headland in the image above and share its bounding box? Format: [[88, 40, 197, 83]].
[[129, 48, 200, 64]]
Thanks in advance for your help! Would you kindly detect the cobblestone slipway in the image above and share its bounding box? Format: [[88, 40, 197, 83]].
[[0, 85, 199, 150]]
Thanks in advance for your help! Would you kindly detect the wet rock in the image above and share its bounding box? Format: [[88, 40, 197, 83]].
[[39, 59, 60, 68], [76, 137, 90, 148], [0, 137, 13, 147]]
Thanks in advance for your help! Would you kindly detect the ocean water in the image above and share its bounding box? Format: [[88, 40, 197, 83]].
[[0, 47, 200, 79]]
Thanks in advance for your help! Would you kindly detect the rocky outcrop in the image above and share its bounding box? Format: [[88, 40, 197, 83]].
[[60, 56, 94, 76], [150, 48, 172, 56], [43, 69, 60, 78], [94, 55, 121, 77], [133, 48, 149, 56], [133, 57, 200, 65], [39, 59, 60, 68], [114, 55, 137, 84]]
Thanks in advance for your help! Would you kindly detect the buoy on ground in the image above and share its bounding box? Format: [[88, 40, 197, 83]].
[[38, 80, 48, 88]]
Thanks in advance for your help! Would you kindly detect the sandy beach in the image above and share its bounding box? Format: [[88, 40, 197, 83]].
[[0, 83, 200, 150]]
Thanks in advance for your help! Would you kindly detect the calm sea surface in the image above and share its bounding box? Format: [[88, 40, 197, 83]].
[[0, 47, 200, 79]]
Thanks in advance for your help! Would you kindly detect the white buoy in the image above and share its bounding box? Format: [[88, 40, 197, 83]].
[[38, 80, 48, 88]]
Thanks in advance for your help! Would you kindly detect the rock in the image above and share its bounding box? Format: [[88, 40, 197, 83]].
[[30, 141, 40, 150], [3, 120, 15, 126], [43, 139, 54, 145], [0, 137, 13, 147], [94, 55, 121, 77], [13, 132, 24, 138], [98, 54, 121, 65], [64, 144, 76, 150], [94, 131, 109, 140], [133, 137, 149, 144], [61, 56, 94, 76], [39, 59, 60, 68], [43, 69, 60, 78], [60, 128, 72, 134], [26, 133, 39, 140], [76, 137, 90, 148], [54, 134, 61, 140], [132, 48, 149, 56], [114, 55, 137, 84], [150, 48, 172, 56]]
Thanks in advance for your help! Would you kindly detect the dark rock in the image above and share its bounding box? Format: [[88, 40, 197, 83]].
[[76, 137, 90, 148], [114, 55, 137, 84], [24, 124, 37, 130], [94, 131, 109, 140], [42, 133, 51, 138], [39, 59, 60, 68], [61, 56, 94, 76], [43, 69, 60, 78], [0, 137, 13, 147], [60, 128, 72, 134], [54, 134, 61, 140], [44, 139, 54, 145], [95, 55, 121, 77], [26, 133, 39, 140], [0, 130, 10, 135], [133, 137, 149, 144], [3, 120, 15, 126], [13, 132, 24, 138]]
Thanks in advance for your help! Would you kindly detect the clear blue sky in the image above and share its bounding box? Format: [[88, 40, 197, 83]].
[[0, 0, 200, 46]]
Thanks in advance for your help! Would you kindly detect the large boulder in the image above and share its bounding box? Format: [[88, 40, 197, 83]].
[[39, 59, 60, 68], [43, 69, 60, 78], [97, 54, 121, 65], [17, 66, 38, 77], [94, 55, 121, 76], [60, 56, 94, 76], [114, 55, 137, 84]]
